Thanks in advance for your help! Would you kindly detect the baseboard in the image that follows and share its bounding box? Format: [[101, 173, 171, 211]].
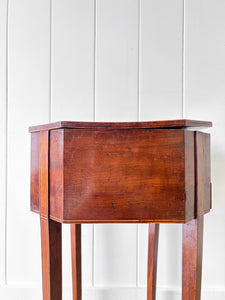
[[0, 285, 224, 300]]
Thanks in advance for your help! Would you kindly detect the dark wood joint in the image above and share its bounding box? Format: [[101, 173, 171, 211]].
[[39, 130, 50, 219], [210, 182, 212, 209]]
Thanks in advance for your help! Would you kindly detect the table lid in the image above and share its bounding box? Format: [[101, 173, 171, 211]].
[[29, 119, 212, 133]]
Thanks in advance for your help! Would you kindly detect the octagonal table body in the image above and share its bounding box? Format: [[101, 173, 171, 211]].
[[29, 119, 212, 300]]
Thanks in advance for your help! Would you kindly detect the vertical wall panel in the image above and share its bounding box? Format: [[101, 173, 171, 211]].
[[7, 0, 50, 284], [138, 0, 183, 288], [51, 0, 95, 287], [185, 0, 225, 287], [139, 0, 183, 121], [95, 0, 139, 121], [0, 0, 7, 285], [51, 0, 95, 122], [94, 224, 137, 287], [94, 0, 139, 287]]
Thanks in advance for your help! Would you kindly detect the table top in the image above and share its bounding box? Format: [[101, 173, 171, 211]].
[[29, 119, 212, 133]]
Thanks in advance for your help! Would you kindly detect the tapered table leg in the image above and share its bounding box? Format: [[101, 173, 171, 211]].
[[71, 224, 82, 300], [182, 216, 204, 300], [147, 224, 159, 300], [40, 218, 62, 300]]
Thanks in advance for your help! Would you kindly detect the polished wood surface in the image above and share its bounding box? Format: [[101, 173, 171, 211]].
[[195, 132, 211, 216], [29, 119, 212, 132], [39, 130, 62, 300], [31, 126, 211, 224], [61, 128, 193, 223], [71, 224, 82, 300], [40, 219, 62, 300], [30, 132, 40, 212], [49, 129, 64, 221], [182, 216, 204, 300], [31, 128, 206, 223], [147, 224, 159, 300], [29, 119, 212, 300], [40, 131, 49, 218]]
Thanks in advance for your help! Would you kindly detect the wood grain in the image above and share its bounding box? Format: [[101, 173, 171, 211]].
[[40, 131, 49, 218], [49, 129, 64, 221], [30, 125, 212, 224], [29, 119, 212, 133], [60, 128, 194, 223], [71, 224, 82, 300], [184, 130, 195, 221], [41, 218, 62, 300], [182, 216, 204, 300], [30, 132, 40, 213], [147, 224, 159, 300], [39, 129, 62, 300], [195, 132, 211, 216], [29, 120, 211, 297]]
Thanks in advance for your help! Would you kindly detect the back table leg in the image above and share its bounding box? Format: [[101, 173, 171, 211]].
[[182, 216, 204, 300], [71, 224, 82, 300], [147, 224, 159, 300], [40, 218, 62, 300]]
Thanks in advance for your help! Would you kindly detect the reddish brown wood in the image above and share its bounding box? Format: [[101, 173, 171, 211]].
[[41, 218, 62, 300], [40, 131, 49, 218], [30, 122, 211, 225], [49, 129, 195, 223], [147, 224, 159, 300], [71, 224, 82, 300], [29, 119, 212, 133], [30, 132, 40, 213], [29, 120, 212, 300], [182, 216, 204, 300], [49, 129, 64, 221], [39, 130, 62, 300], [195, 132, 211, 216], [184, 131, 195, 220]]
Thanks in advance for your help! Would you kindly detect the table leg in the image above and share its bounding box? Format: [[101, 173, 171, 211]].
[[40, 218, 62, 300], [182, 216, 204, 300], [71, 224, 82, 300], [147, 223, 159, 300]]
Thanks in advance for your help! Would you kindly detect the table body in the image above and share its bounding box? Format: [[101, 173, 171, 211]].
[[29, 119, 212, 300]]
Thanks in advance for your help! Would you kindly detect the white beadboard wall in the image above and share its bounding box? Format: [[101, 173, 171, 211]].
[[0, 0, 225, 299]]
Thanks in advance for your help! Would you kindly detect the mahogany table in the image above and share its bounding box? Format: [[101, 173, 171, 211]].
[[29, 119, 212, 300]]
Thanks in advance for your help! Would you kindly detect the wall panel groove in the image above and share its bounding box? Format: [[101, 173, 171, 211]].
[[49, 0, 53, 123], [137, 0, 141, 122], [93, 0, 97, 122], [0, 0, 8, 286], [182, 0, 186, 118]]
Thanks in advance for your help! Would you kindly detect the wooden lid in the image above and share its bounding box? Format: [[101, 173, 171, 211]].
[[29, 119, 212, 133]]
